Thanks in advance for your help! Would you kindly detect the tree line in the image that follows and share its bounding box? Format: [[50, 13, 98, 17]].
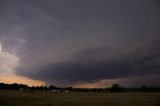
[[0, 83, 160, 92]]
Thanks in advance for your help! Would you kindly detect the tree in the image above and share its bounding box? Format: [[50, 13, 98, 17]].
[[110, 83, 123, 92], [49, 85, 58, 90]]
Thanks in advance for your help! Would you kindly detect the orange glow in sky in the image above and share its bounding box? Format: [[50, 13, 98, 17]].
[[0, 74, 46, 86]]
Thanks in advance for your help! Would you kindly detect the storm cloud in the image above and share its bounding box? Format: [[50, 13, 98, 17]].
[[0, 0, 160, 86], [17, 39, 160, 83]]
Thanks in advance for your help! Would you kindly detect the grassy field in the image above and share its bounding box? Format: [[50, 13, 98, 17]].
[[0, 90, 160, 106]]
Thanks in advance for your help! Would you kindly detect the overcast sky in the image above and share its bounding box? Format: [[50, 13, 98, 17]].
[[0, 0, 160, 87]]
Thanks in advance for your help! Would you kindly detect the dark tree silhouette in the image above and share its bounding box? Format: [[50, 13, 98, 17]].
[[0, 82, 160, 92], [110, 83, 125, 92]]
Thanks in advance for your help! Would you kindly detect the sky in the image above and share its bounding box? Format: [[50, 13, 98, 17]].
[[0, 0, 160, 88]]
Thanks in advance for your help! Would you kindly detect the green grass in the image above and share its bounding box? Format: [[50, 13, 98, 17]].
[[0, 90, 160, 106]]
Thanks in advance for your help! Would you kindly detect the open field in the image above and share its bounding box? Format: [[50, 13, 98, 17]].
[[0, 90, 160, 106]]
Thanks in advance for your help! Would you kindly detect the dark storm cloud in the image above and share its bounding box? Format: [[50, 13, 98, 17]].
[[0, 0, 160, 85], [17, 39, 160, 82]]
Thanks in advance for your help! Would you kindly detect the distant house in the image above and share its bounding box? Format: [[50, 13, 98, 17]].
[[51, 89, 61, 92], [51, 89, 69, 93]]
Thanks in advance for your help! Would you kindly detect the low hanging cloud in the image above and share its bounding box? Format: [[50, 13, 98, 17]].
[[17, 39, 160, 84]]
